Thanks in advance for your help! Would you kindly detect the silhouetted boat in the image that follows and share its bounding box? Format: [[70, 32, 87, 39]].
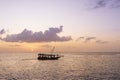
[[37, 53, 61, 60], [37, 47, 61, 60]]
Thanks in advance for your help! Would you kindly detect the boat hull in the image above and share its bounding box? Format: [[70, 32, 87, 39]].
[[37, 53, 61, 60]]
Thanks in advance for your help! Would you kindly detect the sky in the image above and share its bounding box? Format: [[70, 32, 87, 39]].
[[0, 0, 120, 53]]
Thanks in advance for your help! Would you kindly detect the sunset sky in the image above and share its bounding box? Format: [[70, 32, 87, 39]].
[[0, 0, 120, 53]]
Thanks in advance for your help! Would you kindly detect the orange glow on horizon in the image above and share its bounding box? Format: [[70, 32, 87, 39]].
[[0, 39, 120, 53]]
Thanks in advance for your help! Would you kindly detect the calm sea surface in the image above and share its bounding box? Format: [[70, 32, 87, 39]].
[[0, 52, 120, 80]]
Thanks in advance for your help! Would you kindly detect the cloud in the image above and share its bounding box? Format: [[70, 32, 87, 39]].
[[90, 0, 120, 9], [76, 37, 84, 41], [76, 36, 96, 42], [85, 37, 96, 42], [96, 40, 108, 44], [93, 0, 107, 8], [0, 29, 6, 35], [1, 26, 72, 42], [76, 36, 108, 44]]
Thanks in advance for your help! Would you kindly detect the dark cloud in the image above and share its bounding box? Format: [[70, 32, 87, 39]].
[[90, 0, 120, 9], [96, 40, 108, 44], [1, 26, 72, 42], [76, 37, 84, 41], [76, 36, 108, 44], [76, 36, 96, 42], [111, 0, 120, 8], [93, 0, 108, 9], [85, 37, 96, 42], [0, 29, 6, 35], [86, 37, 96, 40]]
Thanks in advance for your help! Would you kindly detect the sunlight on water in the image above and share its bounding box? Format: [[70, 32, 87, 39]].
[[0, 53, 120, 80]]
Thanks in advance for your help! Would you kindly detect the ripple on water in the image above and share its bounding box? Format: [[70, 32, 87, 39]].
[[0, 53, 120, 80]]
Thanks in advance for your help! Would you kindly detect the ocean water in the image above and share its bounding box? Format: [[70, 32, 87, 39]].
[[0, 52, 120, 80]]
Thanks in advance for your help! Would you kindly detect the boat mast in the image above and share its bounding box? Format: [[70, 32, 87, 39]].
[[51, 46, 55, 54]]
